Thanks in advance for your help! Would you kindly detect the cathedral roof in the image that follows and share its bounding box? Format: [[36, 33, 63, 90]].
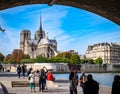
[[39, 37, 51, 45], [50, 39, 57, 43], [28, 39, 38, 45]]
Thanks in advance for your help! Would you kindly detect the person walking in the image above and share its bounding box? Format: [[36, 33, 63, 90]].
[[21, 63, 26, 78], [17, 65, 21, 78], [27, 66, 32, 77], [38, 67, 48, 92], [38, 69, 43, 92], [69, 69, 78, 94], [28, 71, 36, 93], [84, 74, 99, 94], [112, 75, 120, 94], [80, 71, 87, 94]]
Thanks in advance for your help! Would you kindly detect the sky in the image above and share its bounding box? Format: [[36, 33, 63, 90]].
[[0, 4, 120, 56]]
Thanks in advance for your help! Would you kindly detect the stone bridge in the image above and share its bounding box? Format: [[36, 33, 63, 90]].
[[0, 0, 120, 25]]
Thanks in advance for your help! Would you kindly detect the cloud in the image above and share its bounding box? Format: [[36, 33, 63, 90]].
[[0, 4, 120, 56], [0, 5, 72, 55]]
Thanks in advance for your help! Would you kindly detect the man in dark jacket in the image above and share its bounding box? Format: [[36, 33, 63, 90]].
[[17, 65, 21, 78], [21, 63, 26, 78], [84, 74, 99, 94], [69, 69, 78, 94], [112, 75, 120, 94]]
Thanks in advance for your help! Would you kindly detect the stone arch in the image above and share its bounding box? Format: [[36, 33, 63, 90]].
[[0, 0, 120, 25]]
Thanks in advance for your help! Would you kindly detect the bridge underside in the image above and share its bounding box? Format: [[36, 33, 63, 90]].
[[0, 0, 120, 25]]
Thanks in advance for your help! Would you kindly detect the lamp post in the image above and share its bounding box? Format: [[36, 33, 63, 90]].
[[0, 25, 5, 32]]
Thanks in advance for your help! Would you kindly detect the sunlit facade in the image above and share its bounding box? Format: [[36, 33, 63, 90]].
[[86, 42, 120, 64]]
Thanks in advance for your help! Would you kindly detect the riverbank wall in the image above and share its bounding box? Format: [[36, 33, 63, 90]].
[[81, 63, 120, 73], [1, 63, 120, 73]]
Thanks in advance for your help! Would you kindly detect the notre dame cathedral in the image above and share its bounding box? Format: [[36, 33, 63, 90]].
[[20, 16, 58, 58]]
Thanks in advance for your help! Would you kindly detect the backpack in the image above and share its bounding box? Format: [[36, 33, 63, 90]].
[[28, 76, 30, 80]]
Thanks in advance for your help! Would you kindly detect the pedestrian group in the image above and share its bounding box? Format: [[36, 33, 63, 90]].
[[69, 69, 99, 94], [16, 64, 120, 94], [16, 64, 55, 93]]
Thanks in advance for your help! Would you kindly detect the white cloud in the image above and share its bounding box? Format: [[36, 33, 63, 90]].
[[0, 4, 120, 56], [0, 5, 73, 55]]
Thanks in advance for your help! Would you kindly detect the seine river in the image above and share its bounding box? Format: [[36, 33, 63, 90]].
[[53, 73, 120, 87]]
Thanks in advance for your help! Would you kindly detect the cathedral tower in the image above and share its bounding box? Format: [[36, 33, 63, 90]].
[[20, 30, 31, 53]]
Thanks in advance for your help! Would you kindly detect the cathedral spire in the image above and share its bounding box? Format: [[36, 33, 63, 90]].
[[37, 13, 46, 44], [39, 13, 45, 38], [39, 13, 43, 32]]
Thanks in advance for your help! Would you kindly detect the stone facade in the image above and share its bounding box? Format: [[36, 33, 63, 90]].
[[86, 42, 120, 64], [20, 17, 58, 58]]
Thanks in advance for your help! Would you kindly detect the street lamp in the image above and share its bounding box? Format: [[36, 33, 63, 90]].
[[0, 25, 5, 32]]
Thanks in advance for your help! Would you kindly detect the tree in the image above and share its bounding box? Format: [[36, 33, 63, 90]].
[[20, 58, 36, 64], [86, 58, 94, 64], [94, 57, 103, 64], [36, 55, 48, 62], [49, 57, 70, 63], [10, 49, 24, 63], [24, 54, 30, 59], [4, 54, 11, 63], [0, 52, 4, 61], [70, 54, 80, 64], [56, 52, 72, 59]]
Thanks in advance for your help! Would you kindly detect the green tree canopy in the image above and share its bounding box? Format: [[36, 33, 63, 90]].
[[4, 54, 11, 63], [36, 55, 48, 62], [0, 52, 4, 61], [70, 54, 80, 64], [94, 57, 103, 64], [24, 54, 30, 59], [49, 57, 70, 63], [56, 52, 72, 59], [85, 58, 94, 64]]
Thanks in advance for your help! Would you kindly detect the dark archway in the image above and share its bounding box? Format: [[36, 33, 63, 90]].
[[0, 0, 120, 25]]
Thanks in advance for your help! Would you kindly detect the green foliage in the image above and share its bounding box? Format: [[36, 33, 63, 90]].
[[49, 57, 70, 63], [4, 54, 11, 63], [20, 58, 36, 64], [8, 59, 16, 64], [94, 57, 103, 64], [86, 58, 94, 64], [70, 54, 80, 64], [56, 52, 72, 59], [0, 52, 4, 61], [36, 55, 48, 63], [24, 54, 30, 59], [80, 59, 85, 64]]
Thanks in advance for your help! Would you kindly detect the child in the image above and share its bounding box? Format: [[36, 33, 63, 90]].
[[28, 71, 36, 93]]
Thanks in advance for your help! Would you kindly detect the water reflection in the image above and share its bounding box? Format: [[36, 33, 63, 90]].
[[53, 73, 120, 87]]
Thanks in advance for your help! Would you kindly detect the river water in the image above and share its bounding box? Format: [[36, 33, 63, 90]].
[[53, 73, 120, 87]]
